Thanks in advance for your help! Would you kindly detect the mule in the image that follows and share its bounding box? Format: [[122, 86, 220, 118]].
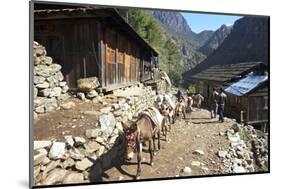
[[174, 97, 187, 120], [185, 96, 193, 122], [193, 94, 204, 109], [125, 113, 162, 180]]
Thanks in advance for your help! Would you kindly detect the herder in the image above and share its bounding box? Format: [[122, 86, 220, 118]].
[[217, 88, 227, 122]]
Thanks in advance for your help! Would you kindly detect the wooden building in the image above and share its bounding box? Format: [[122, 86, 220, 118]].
[[192, 62, 267, 103], [192, 62, 268, 128], [224, 76, 268, 129], [34, 7, 158, 91]]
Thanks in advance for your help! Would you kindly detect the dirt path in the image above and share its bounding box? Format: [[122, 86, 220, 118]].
[[101, 109, 233, 181]]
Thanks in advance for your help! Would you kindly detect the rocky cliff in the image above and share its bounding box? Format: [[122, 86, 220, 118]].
[[183, 16, 269, 85]]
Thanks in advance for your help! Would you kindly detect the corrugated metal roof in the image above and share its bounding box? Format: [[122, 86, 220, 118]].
[[224, 75, 268, 96]]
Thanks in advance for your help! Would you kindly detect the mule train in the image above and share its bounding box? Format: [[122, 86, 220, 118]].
[[123, 93, 196, 179]]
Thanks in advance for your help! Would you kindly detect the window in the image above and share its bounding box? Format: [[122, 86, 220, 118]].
[[264, 96, 268, 110]]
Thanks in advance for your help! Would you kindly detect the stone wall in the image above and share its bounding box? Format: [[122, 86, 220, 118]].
[[33, 41, 69, 116], [218, 123, 268, 173], [33, 85, 157, 186]]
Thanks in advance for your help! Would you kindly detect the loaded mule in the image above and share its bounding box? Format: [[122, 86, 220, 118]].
[[125, 107, 163, 180]]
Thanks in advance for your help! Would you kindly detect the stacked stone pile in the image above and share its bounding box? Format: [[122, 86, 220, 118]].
[[33, 41, 69, 115], [218, 123, 268, 173]]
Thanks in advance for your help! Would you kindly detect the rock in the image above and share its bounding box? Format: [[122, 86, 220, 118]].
[[74, 137, 86, 146], [127, 112, 133, 121], [228, 133, 240, 143], [115, 122, 123, 132], [98, 146, 105, 156], [193, 149, 204, 156], [38, 88, 52, 97], [183, 166, 192, 174], [34, 148, 48, 166], [36, 82, 50, 89], [59, 81, 67, 87], [34, 87, 38, 98], [48, 142, 65, 160], [233, 164, 247, 173], [62, 85, 69, 93], [42, 168, 68, 185], [43, 160, 60, 175], [62, 158, 75, 169], [218, 150, 227, 158], [42, 157, 51, 165], [53, 72, 64, 82], [52, 87, 62, 97], [113, 109, 123, 117], [64, 135, 74, 147], [34, 76, 45, 84], [85, 141, 100, 153], [34, 166, 40, 178], [191, 161, 201, 167], [100, 107, 112, 114], [231, 140, 246, 150], [62, 172, 84, 184], [85, 129, 101, 139], [86, 90, 98, 99], [77, 77, 100, 92], [232, 123, 240, 133], [61, 101, 76, 110], [77, 92, 86, 100], [99, 113, 116, 136], [112, 103, 120, 110], [118, 176, 124, 181], [69, 148, 85, 160], [49, 63, 62, 72], [95, 137, 104, 144], [219, 131, 225, 136], [34, 140, 52, 150], [35, 106, 45, 114], [75, 158, 93, 171], [201, 167, 209, 172]]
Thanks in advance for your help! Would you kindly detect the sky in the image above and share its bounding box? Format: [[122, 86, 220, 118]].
[[181, 12, 242, 33]]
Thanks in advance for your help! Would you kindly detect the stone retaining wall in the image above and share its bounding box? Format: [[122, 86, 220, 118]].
[[33, 85, 157, 186]]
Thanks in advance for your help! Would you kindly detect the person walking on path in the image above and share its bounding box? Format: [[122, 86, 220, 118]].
[[210, 88, 219, 119], [217, 88, 227, 122]]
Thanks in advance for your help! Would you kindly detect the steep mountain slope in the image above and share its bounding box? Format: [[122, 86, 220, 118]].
[[151, 10, 214, 48], [199, 24, 232, 56], [183, 16, 269, 86], [150, 10, 210, 71]]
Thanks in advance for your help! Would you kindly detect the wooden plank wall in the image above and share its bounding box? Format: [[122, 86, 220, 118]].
[[34, 19, 100, 89], [35, 18, 153, 90]]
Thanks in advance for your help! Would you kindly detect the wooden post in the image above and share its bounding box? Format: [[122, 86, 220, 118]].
[[83, 57, 86, 78], [247, 96, 250, 125], [115, 33, 118, 84], [97, 23, 105, 88], [240, 110, 244, 125]]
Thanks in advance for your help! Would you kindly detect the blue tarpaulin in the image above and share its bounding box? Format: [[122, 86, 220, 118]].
[[224, 75, 268, 96]]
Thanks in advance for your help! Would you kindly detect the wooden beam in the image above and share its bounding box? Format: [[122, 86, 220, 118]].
[[97, 22, 105, 88]]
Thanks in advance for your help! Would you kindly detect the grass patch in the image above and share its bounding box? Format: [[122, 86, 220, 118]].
[[260, 164, 268, 172], [239, 130, 252, 143]]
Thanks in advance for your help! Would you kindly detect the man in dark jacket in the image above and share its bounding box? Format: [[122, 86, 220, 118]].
[[217, 88, 227, 122], [210, 88, 219, 119], [176, 89, 184, 102]]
